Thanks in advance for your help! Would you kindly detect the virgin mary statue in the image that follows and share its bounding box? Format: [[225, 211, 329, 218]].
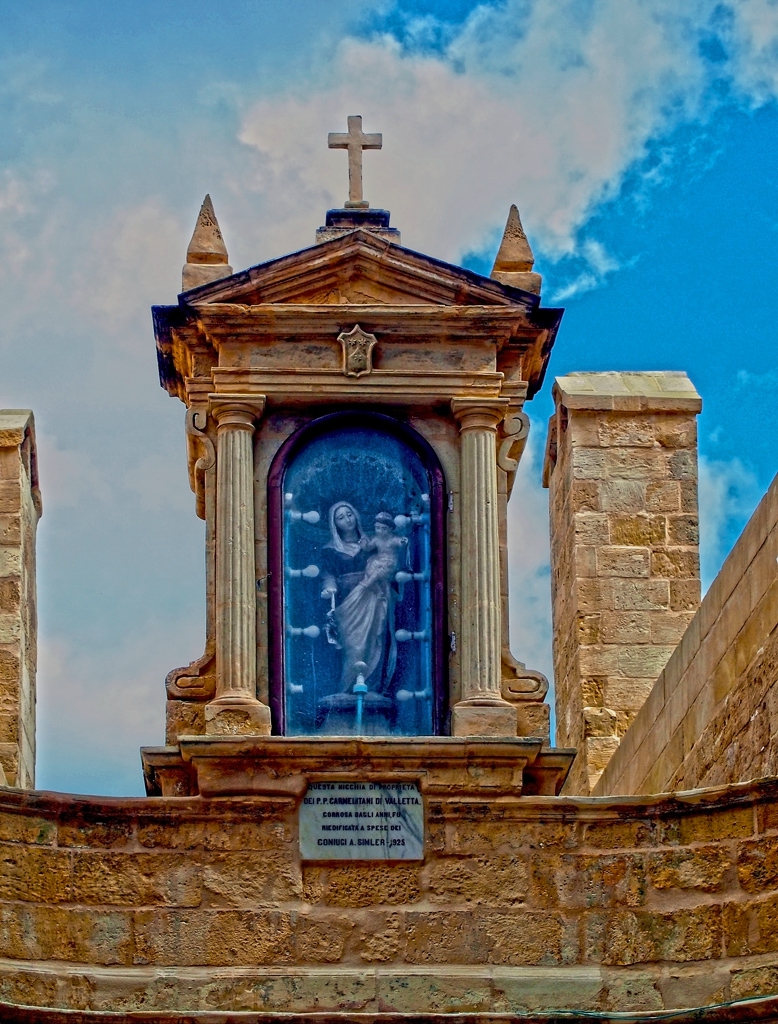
[[320, 501, 398, 694]]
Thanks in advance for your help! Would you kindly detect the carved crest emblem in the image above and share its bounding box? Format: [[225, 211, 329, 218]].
[[337, 324, 377, 378]]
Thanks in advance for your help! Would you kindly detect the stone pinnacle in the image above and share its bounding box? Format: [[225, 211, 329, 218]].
[[186, 194, 229, 266], [491, 204, 535, 274], [182, 195, 233, 291]]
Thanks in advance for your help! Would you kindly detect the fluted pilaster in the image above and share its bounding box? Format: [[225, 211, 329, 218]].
[[451, 398, 517, 737], [206, 394, 271, 736]]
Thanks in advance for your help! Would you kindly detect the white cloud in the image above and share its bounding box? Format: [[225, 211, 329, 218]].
[[234, 8, 648, 259], [123, 452, 194, 514], [237, 25, 699, 268], [736, 367, 778, 389], [232, 0, 778, 285], [726, 0, 778, 104], [35, 431, 113, 510], [73, 200, 183, 330], [0, 168, 57, 278], [698, 455, 762, 590]]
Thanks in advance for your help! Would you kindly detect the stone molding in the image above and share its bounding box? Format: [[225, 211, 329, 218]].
[[0, 988, 776, 1023], [552, 370, 702, 411], [207, 368, 507, 406]]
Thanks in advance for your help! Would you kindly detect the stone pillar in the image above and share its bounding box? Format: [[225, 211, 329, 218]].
[[0, 411, 41, 787], [543, 372, 702, 794], [451, 398, 517, 737], [206, 395, 271, 736]]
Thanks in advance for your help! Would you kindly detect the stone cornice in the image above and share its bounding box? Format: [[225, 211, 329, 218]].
[[155, 305, 560, 405], [188, 303, 544, 342], [153, 230, 564, 404]]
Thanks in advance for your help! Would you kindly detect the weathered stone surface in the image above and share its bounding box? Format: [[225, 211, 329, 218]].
[[304, 862, 421, 907], [425, 855, 529, 906], [648, 846, 732, 891], [598, 470, 778, 797], [451, 703, 517, 737], [165, 700, 205, 744]]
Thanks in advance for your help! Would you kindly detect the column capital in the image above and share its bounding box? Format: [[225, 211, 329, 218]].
[[208, 394, 266, 430], [451, 397, 510, 433]]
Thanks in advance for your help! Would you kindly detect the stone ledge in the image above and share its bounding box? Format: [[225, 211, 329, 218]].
[[142, 736, 576, 798]]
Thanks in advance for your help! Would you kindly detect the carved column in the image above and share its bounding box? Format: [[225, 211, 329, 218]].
[[205, 394, 271, 736], [451, 398, 517, 737]]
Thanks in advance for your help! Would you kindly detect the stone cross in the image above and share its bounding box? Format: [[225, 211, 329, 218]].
[[328, 115, 382, 209]]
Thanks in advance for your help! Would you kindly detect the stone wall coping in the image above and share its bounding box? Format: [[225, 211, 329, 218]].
[[0, 409, 34, 447], [553, 371, 702, 413], [2, 772, 778, 823]]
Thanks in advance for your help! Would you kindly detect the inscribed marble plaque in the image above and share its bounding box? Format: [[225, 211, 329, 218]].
[[299, 781, 424, 860]]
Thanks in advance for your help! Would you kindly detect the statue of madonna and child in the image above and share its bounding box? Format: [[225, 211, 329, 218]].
[[319, 500, 409, 697]]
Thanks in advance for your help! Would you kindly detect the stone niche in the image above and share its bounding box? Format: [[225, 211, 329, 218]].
[[144, 212, 574, 800]]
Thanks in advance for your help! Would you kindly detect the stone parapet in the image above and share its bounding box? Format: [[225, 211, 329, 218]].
[[0, 411, 40, 788], [0, 779, 777, 1015], [543, 372, 702, 794], [597, 469, 778, 797]]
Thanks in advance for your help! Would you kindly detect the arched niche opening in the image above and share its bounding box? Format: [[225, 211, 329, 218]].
[[268, 411, 446, 737]]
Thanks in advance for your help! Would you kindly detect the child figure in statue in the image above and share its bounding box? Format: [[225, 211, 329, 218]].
[[362, 511, 408, 584]]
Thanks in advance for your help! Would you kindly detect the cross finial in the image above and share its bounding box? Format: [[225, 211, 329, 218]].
[[328, 115, 382, 210]]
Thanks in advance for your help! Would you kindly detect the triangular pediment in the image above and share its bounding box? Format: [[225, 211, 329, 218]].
[[178, 229, 538, 310]]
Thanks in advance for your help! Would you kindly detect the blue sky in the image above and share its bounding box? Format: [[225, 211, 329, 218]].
[[0, 0, 776, 794]]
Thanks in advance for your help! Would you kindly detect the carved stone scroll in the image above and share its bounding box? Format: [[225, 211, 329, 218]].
[[185, 407, 215, 521], [497, 405, 530, 499], [165, 640, 216, 702]]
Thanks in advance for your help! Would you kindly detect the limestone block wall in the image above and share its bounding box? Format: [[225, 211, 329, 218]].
[[597, 471, 778, 797], [0, 411, 40, 788], [543, 373, 702, 795], [1, 783, 778, 1016]]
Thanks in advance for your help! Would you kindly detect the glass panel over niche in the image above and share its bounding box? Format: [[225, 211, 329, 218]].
[[270, 416, 444, 737]]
